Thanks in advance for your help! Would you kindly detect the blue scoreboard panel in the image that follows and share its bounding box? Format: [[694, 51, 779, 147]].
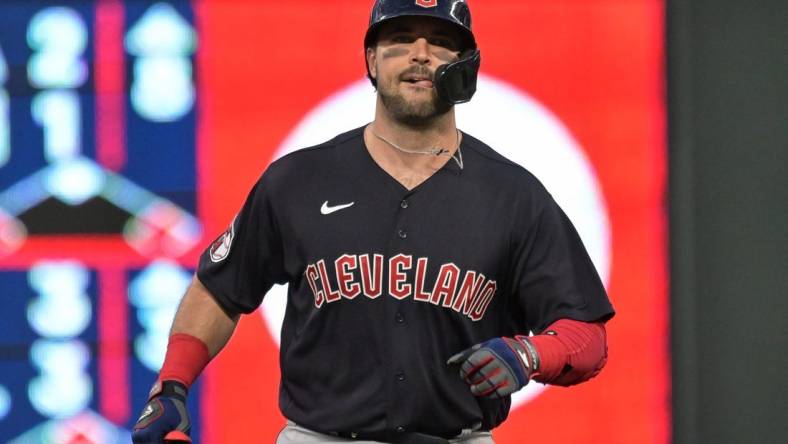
[[0, 2, 203, 442]]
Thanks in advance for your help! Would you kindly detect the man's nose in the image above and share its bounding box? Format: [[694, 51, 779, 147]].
[[410, 38, 431, 64]]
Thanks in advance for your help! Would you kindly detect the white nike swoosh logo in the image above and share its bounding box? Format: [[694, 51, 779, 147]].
[[516, 349, 531, 370], [138, 404, 154, 421], [321, 201, 355, 215]]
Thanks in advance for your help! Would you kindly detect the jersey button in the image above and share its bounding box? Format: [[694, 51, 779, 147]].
[[396, 426, 406, 433], [400, 199, 409, 209], [395, 312, 405, 323], [397, 229, 407, 239], [396, 372, 406, 382]]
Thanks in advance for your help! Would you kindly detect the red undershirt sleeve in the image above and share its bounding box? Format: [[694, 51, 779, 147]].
[[158, 333, 211, 388]]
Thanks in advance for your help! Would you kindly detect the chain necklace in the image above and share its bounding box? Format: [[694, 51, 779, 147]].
[[370, 126, 464, 170]]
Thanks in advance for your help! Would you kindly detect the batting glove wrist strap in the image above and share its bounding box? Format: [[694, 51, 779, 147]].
[[132, 380, 192, 443], [148, 379, 188, 401], [447, 336, 539, 398]]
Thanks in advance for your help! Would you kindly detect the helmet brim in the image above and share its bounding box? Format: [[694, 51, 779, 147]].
[[364, 13, 476, 52]]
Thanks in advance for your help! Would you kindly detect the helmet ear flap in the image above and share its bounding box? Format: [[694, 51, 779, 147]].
[[434, 49, 481, 104]]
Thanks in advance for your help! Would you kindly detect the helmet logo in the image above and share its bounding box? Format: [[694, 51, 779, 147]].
[[415, 0, 438, 8]]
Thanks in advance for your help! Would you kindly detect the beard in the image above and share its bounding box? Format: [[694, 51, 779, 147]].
[[378, 77, 452, 128]]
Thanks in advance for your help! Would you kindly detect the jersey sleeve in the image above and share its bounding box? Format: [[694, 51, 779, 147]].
[[196, 173, 288, 315], [510, 186, 615, 333]]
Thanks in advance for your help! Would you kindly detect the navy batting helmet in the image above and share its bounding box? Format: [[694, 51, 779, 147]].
[[364, 0, 476, 54], [364, 0, 481, 104]]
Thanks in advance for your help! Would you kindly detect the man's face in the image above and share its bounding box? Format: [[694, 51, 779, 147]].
[[367, 17, 462, 126]]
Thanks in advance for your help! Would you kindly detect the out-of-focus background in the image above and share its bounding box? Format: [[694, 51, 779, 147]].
[[0, 0, 784, 443]]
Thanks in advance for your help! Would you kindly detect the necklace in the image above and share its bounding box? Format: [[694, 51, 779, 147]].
[[370, 126, 464, 170]]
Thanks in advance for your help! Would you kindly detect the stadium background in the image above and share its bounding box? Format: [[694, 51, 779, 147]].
[[0, 1, 785, 443]]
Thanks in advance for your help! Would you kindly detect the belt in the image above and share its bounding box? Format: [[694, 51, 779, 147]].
[[332, 423, 484, 444], [333, 430, 453, 444]]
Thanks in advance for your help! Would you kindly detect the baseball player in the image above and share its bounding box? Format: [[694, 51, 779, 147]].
[[131, 1, 615, 443]]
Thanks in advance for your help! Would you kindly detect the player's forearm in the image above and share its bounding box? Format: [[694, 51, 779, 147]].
[[170, 275, 239, 357], [154, 276, 239, 388]]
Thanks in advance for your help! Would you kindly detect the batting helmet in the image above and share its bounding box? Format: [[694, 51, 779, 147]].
[[364, 0, 481, 104], [364, 0, 476, 54]]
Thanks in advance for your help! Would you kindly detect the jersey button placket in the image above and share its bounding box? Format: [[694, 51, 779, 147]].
[[397, 196, 409, 240], [386, 192, 413, 431]]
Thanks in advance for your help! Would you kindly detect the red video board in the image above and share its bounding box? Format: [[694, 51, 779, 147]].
[[196, 1, 668, 443], [0, 1, 665, 442]]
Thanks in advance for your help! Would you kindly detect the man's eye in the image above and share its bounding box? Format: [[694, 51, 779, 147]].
[[431, 39, 457, 50]]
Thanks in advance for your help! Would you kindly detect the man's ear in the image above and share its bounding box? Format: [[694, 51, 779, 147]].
[[366, 47, 377, 80]]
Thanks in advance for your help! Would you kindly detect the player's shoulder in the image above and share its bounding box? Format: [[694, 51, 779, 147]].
[[461, 131, 547, 190], [277, 126, 363, 161], [461, 132, 559, 219], [259, 126, 364, 182]]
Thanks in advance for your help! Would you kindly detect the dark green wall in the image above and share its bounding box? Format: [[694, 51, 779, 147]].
[[669, 1, 788, 443]]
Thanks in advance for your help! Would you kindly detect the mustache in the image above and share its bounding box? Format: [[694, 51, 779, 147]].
[[399, 66, 434, 81]]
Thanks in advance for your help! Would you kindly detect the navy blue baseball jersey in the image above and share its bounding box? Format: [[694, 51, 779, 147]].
[[197, 125, 614, 437]]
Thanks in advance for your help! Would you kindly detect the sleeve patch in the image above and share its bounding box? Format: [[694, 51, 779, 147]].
[[209, 216, 236, 263]]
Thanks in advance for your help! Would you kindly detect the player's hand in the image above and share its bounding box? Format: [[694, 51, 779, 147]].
[[132, 380, 192, 444], [447, 336, 538, 399]]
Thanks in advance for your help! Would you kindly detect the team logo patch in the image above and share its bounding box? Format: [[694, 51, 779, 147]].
[[209, 216, 236, 263], [415, 0, 438, 8]]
